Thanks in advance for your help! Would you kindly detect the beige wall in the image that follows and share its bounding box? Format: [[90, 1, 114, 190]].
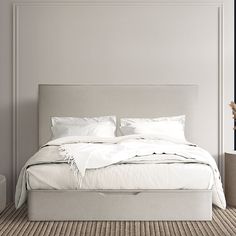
[[0, 0, 234, 203]]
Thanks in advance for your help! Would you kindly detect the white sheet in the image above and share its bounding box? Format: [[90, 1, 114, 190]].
[[26, 160, 214, 190]]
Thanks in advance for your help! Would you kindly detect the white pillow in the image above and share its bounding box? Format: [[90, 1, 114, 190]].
[[120, 115, 186, 142], [51, 116, 116, 139], [51, 116, 116, 127]]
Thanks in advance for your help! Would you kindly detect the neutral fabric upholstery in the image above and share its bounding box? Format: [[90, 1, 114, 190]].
[[39, 85, 198, 147]]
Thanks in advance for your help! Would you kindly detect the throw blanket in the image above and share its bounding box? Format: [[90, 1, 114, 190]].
[[15, 135, 226, 209]]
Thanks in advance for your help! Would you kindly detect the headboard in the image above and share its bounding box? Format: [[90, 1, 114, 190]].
[[39, 84, 198, 147]]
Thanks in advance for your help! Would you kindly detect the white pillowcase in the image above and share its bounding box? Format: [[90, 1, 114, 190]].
[[120, 115, 186, 142], [51, 116, 116, 139], [51, 116, 116, 127]]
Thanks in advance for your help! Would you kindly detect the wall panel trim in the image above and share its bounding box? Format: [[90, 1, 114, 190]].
[[218, 4, 224, 183], [13, 4, 20, 191]]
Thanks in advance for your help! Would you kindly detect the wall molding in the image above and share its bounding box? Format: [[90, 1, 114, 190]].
[[13, 4, 20, 191], [218, 4, 224, 182], [12, 2, 225, 189]]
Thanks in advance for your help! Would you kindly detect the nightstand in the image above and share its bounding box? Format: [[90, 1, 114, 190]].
[[225, 152, 236, 206], [0, 175, 6, 213]]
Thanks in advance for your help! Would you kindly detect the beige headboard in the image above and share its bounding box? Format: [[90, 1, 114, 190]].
[[39, 84, 198, 147]]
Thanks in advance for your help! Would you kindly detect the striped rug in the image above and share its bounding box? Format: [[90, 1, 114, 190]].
[[1, 204, 236, 236]]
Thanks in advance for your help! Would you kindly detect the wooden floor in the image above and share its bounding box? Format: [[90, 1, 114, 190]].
[[1, 204, 236, 236]]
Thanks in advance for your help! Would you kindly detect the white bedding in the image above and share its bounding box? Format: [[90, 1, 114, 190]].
[[26, 161, 214, 190], [15, 134, 226, 209], [120, 115, 186, 142], [51, 116, 116, 139]]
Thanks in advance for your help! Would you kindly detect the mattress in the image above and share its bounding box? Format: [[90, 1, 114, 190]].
[[26, 161, 214, 190]]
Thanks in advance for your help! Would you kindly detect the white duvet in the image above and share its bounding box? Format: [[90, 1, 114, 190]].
[[15, 135, 226, 209]]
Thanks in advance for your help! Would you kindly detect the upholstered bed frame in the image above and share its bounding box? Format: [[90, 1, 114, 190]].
[[27, 84, 212, 221]]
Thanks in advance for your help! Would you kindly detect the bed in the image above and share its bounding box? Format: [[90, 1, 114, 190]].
[[15, 84, 226, 221]]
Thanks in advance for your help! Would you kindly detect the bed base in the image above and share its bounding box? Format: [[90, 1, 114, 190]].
[[28, 189, 212, 221]]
